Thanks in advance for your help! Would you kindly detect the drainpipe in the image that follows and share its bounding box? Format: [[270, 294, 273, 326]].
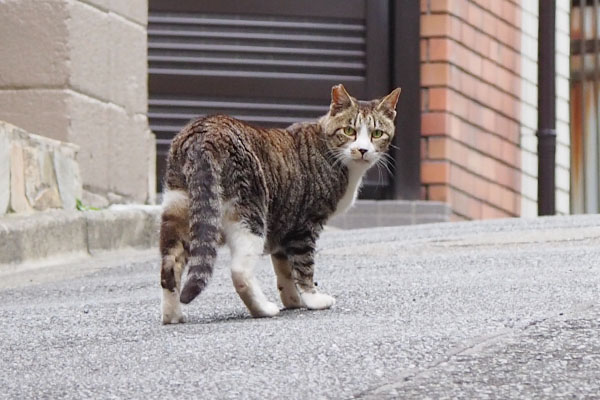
[[536, 0, 556, 215]]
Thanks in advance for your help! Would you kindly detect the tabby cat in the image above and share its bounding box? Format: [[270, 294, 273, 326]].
[[160, 84, 401, 324]]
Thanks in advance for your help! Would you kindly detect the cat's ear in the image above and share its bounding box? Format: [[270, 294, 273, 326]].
[[377, 88, 402, 119], [330, 84, 354, 115]]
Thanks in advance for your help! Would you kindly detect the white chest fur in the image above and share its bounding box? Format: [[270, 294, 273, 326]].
[[332, 164, 369, 217]]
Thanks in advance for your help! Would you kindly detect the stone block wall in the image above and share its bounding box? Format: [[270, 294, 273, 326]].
[[0, 121, 82, 214], [0, 0, 155, 204]]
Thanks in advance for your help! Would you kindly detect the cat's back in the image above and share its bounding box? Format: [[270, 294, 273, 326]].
[[165, 114, 297, 189]]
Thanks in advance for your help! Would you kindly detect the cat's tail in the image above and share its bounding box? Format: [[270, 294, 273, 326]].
[[179, 143, 221, 304]]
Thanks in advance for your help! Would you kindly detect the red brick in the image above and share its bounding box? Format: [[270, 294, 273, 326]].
[[475, 81, 489, 105], [428, 87, 449, 110], [466, 51, 483, 76], [421, 138, 428, 159], [501, 1, 517, 25], [466, 2, 483, 26], [430, 0, 451, 13], [488, 183, 503, 206], [481, 10, 497, 38], [428, 137, 448, 159], [451, 189, 482, 219], [429, 38, 450, 61], [421, 63, 451, 86], [422, 112, 450, 135], [421, 14, 452, 37], [501, 140, 520, 166], [428, 184, 450, 201], [482, 204, 510, 219], [474, 174, 490, 200], [450, 213, 468, 222], [421, 39, 428, 62], [422, 160, 450, 184], [481, 108, 495, 132], [460, 72, 476, 98], [489, 39, 499, 62], [481, 58, 497, 86], [500, 187, 519, 215], [460, 22, 477, 49], [490, 0, 502, 17]]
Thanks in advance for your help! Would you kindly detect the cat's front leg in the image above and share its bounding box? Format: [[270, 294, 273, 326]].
[[271, 254, 304, 309], [286, 250, 335, 310]]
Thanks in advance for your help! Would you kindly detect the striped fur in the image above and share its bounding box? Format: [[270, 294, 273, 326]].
[[159, 84, 401, 321]]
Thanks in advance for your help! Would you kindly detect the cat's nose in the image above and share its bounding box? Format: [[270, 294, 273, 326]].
[[358, 148, 368, 156]]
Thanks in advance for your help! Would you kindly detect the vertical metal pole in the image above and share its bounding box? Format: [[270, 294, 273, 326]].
[[580, 0, 587, 212], [595, 0, 600, 209], [390, 0, 421, 199], [537, 0, 557, 215]]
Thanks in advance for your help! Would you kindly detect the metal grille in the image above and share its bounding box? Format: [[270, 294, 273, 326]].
[[148, 0, 393, 196], [148, 12, 366, 138], [571, 0, 600, 213]]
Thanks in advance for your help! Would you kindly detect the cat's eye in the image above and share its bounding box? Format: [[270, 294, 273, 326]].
[[343, 126, 356, 136], [372, 129, 385, 138]]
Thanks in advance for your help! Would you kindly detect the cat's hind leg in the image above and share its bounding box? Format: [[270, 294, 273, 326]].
[[271, 254, 304, 309], [224, 221, 280, 318], [160, 190, 189, 324]]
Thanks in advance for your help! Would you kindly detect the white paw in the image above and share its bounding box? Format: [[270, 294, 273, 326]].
[[301, 292, 336, 310], [162, 311, 186, 325], [250, 301, 281, 318], [161, 289, 186, 324]]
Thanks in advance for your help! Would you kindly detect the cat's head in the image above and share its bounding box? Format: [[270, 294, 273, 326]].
[[320, 84, 401, 167]]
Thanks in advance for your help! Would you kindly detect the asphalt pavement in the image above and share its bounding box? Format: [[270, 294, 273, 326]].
[[1, 215, 599, 399]]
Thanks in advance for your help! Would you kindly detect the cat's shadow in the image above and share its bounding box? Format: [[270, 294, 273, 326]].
[[176, 307, 320, 325]]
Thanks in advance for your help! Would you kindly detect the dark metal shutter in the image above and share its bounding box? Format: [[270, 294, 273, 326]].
[[148, 0, 391, 197]]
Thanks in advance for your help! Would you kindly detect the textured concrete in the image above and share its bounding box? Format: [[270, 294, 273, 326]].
[[0, 210, 87, 265], [0, 133, 9, 213], [105, 106, 153, 201], [85, 206, 160, 253], [0, 89, 71, 142], [67, 0, 111, 101], [0, 0, 70, 88], [1, 215, 599, 398], [107, 13, 148, 114], [0, 0, 154, 204], [0, 205, 160, 266], [329, 200, 451, 229]]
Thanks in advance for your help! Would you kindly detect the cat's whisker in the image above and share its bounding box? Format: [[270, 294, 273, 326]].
[[379, 154, 396, 172], [375, 162, 383, 186], [375, 156, 394, 178]]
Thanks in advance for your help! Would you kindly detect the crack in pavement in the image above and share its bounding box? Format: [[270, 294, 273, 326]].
[[353, 303, 597, 399]]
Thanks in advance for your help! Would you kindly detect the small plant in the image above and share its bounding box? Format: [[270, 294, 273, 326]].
[[76, 199, 100, 211]]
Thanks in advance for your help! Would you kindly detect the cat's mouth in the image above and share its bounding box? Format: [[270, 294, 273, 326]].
[[350, 156, 375, 165]]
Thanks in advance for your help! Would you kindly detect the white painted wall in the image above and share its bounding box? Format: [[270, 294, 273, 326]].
[[520, 0, 571, 217]]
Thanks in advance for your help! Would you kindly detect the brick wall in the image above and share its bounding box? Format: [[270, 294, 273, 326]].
[[420, 0, 524, 220]]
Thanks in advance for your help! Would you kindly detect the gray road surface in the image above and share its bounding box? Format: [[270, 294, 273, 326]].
[[1, 215, 599, 399]]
